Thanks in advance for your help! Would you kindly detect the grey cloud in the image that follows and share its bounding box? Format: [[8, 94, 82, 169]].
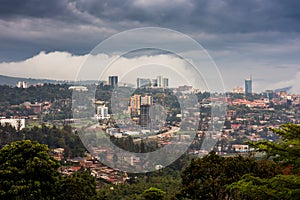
[[0, 0, 71, 19], [3, 0, 299, 33], [71, 0, 300, 33], [0, 0, 300, 62]]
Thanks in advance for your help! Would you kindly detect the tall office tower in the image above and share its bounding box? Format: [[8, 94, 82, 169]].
[[130, 94, 141, 116], [157, 76, 163, 87], [108, 76, 118, 87], [140, 105, 150, 128], [151, 79, 158, 87], [245, 76, 252, 95], [156, 76, 168, 88], [137, 78, 151, 88], [163, 78, 169, 88]]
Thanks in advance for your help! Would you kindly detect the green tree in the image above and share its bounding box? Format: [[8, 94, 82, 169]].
[[56, 171, 97, 200], [228, 174, 300, 200], [247, 123, 300, 173], [0, 140, 60, 199], [177, 151, 278, 200], [227, 123, 300, 200], [142, 187, 166, 200]]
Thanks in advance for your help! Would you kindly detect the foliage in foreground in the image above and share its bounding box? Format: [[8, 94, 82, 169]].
[[227, 123, 300, 200], [176, 123, 300, 200], [0, 140, 97, 200], [176, 151, 279, 200], [142, 187, 166, 200], [228, 174, 300, 200], [0, 140, 60, 199]]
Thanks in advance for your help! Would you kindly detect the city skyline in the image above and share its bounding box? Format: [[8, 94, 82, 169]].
[[4, 73, 295, 95]]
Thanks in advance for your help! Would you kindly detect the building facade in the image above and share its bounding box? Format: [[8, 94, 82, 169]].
[[137, 78, 151, 88], [140, 105, 150, 128], [136, 76, 168, 88], [0, 118, 26, 130], [108, 76, 118, 87], [245, 78, 252, 95], [16, 81, 28, 88], [96, 105, 110, 120]]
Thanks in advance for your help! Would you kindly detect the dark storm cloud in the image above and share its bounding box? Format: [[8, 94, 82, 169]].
[[0, 0, 66, 18], [72, 0, 300, 33], [0, 0, 300, 61], [0, 0, 93, 25], [2, 0, 300, 32]]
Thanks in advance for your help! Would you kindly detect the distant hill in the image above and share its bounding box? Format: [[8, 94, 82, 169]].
[[0, 75, 98, 86]]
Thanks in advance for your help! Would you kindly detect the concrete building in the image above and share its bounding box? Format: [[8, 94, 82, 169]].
[[141, 95, 153, 106], [68, 86, 88, 92], [151, 79, 158, 87], [157, 76, 163, 88], [232, 86, 244, 94], [16, 81, 28, 88], [163, 78, 169, 88], [137, 76, 168, 88], [130, 94, 141, 116], [30, 103, 43, 114], [108, 76, 118, 87], [140, 105, 150, 128], [0, 118, 25, 130], [245, 77, 252, 95], [157, 76, 168, 88], [130, 94, 154, 116], [232, 144, 249, 153], [96, 105, 110, 120], [177, 85, 192, 91], [137, 78, 151, 88]]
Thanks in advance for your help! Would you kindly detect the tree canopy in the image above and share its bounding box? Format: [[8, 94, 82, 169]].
[[228, 123, 300, 200], [177, 151, 278, 200], [142, 187, 166, 200], [0, 140, 60, 199], [0, 140, 98, 200], [56, 171, 97, 200], [247, 123, 300, 173]]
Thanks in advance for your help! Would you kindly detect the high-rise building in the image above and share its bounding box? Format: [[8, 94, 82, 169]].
[[137, 78, 151, 88], [130, 94, 141, 116], [129, 94, 153, 118], [108, 76, 118, 87], [155, 76, 168, 88], [163, 78, 169, 88], [137, 76, 168, 88], [151, 79, 158, 87], [140, 105, 150, 128], [96, 105, 110, 120], [245, 76, 252, 95], [157, 76, 163, 87]]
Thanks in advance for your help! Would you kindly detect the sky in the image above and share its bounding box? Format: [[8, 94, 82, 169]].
[[0, 0, 300, 93]]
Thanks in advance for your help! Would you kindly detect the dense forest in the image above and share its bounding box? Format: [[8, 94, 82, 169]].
[[0, 124, 85, 158], [0, 84, 72, 105]]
